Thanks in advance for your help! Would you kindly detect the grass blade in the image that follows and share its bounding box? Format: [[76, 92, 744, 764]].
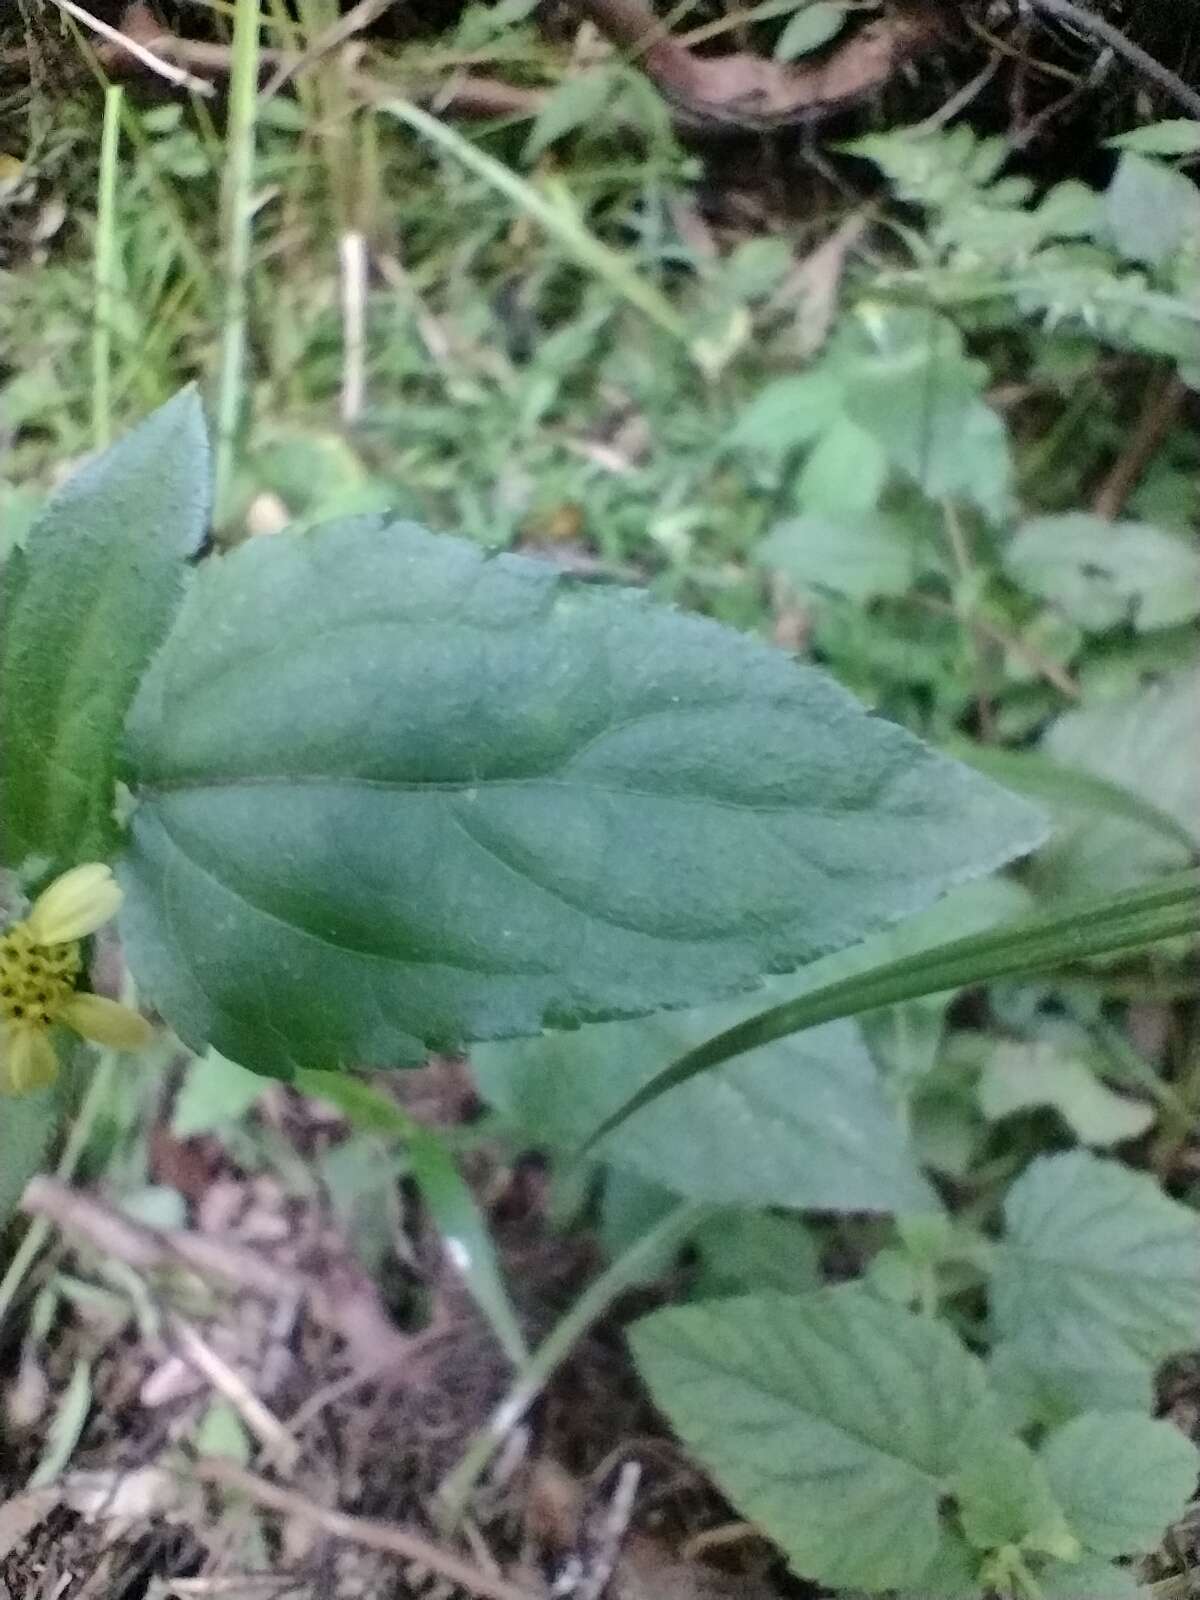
[[583, 869, 1200, 1150], [92, 84, 123, 450], [378, 98, 687, 344]]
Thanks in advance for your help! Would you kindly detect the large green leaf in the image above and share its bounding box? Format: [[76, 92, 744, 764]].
[[1039, 1411, 1199, 1558], [474, 1011, 932, 1212], [1, 389, 210, 869], [117, 517, 1042, 1076], [631, 1288, 996, 1590], [991, 1150, 1200, 1378]]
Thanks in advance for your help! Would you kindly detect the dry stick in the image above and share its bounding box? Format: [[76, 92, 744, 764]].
[[1092, 369, 1188, 521], [193, 1457, 542, 1600], [1026, 0, 1200, 119], [42, 0, 215, 93]]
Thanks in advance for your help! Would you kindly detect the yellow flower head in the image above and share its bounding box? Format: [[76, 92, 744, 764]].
[[0, 864, 152, 1095]]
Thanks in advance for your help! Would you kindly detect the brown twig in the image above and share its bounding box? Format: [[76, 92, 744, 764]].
[[1025, 0, 1200, 119], [43, 0, 215, 93], [573, 0, 946, 129], [1091, 369, 1188, 521], [193, 1457, 543, 1600]]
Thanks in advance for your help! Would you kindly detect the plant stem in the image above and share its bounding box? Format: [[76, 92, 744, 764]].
[[0, 1050, 119, 1335], [92, 84, 123, 451], [213, 0, 262, 518], [436, 1200, 710, 1530]]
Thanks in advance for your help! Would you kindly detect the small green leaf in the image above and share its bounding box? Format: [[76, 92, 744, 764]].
[[171, 1049, 271, 1137], [951, 1430, 1076, 1558], [474, 1012, 932, 1212], [728, 372, 842, 459], [760, 510, 921, 600], [775, 1, 848, 60], [978, 1041, 1154, 1147], [630, 1288, 995, 1590], [992, 1151, 1200, 1377], [1005, 514, 1200, 633], [1107, 119, 1200, 155], [1036, 669, 1199, 899], [0, 1082, 61, 1228], [523, 68, 616, 162], [795, 414, 888, 513], [1040, 1411, 1199, 1557], [1104, 151, 1200, 265], [118, 516, 1043, 1077], [1, 388, 209, 867], [840, 308, 1013, 521]]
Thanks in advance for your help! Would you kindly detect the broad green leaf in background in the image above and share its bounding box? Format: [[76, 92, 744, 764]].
[[1, 388, 209, 869], [1036, 1555, 1140, 1599], [1035, 667, 1199, 898], [691, 1210, 821, 1298], [473, 1012, 932, 1212], [794, 414, 889, 514], [774, 1, 848, 60], [630, 1288, 996, 1590], [118, 515, 1043, 1077], [727, 371, 842, 461], [0, 1082, 60, 1227], [1005, 514, 1200, 633], [987, 1341, 1154, 1435], [839, 307, 1014, 522], [759, 510, 922, 601], [586, 870, 1199, 1146], [1104, 151, 1200, 266], [1039, 1411, 1199, 1557], [991, 1150, 1200, 1379], [0, 482, 43, 561], [1107, 119, 1200, 156], [978, 1040, 1155, 1147]]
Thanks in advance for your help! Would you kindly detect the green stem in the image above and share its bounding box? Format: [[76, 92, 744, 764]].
[[92, 84, 123, 450], [213, 0, 262, 518], [0, 1050, 119, 1335], [436, 1200, 709, 1530]]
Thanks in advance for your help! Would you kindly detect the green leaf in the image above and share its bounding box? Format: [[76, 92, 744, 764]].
[[991, 1151, 1200, 1377], [1036, 1554, 1139, 1599], [978, 1040, 1154, 1147], [171, 1049, 270, 1137], [760, 510, 920, 600], [474, 1012, 932, 1212], [584, 870, 1199, 1147], [728, 371, 842, 460], [118, 515, 1043, 1077], [795, 414, 888, 514], [950, 1430, 1076, 1558], [523, 67, 616, 162], [1107, 119, 1200, 156], [1005, 514, 1200, 633], [775, 1, 848, 60], [692, 1210, 821, 1298], [1036, 669, 1199, 899], [1, 388, 209, 868], [1040, 1411, 1199, 1557], [839, 308, 1013, 521], [630, 1288, 995, 1590], [987, 1341, 1154, 1434], [1104, 152, 1200, 266]]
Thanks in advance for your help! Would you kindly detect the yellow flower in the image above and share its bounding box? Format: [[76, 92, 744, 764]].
[[0, 864, 152, 1095]]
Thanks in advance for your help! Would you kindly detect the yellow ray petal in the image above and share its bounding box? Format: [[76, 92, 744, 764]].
[[60, 993, 153, 1051], [27, 864, 123, 946], [1, 1026, 59, 1094]]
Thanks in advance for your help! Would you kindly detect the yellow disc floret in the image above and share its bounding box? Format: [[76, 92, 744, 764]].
[[0, 864, 152, 1095]]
